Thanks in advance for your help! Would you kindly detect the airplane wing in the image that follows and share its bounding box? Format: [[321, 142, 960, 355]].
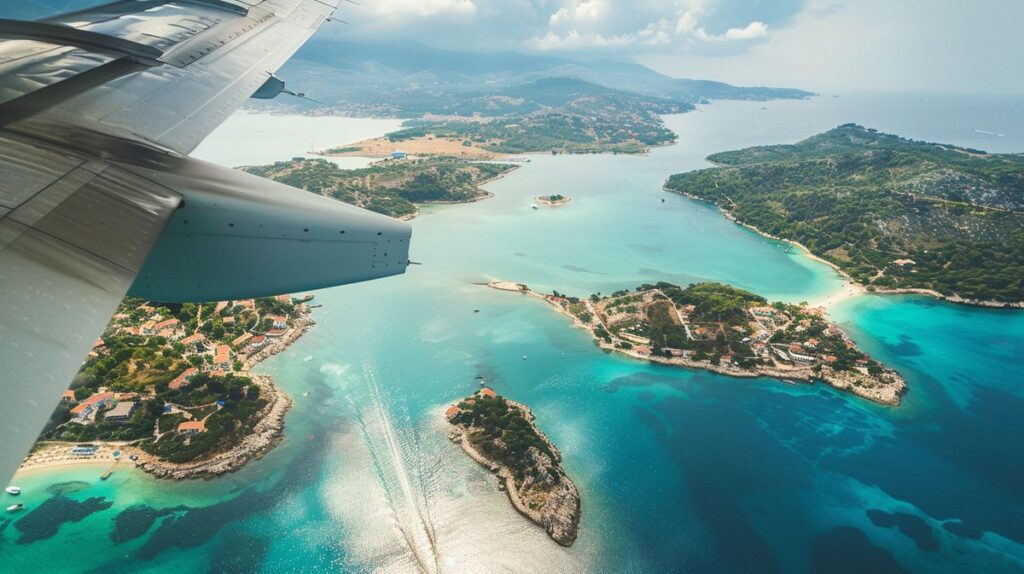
[[0, 0, 412, 485]]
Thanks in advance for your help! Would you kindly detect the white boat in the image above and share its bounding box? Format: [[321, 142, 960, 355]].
[[5, 486, 20, 495], [531, 204, 539, 209], [6, 503, 23, 512]]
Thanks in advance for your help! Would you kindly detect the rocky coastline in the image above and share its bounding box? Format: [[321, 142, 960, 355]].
[[487, 281, 907, 406], [18, 310, 316, 480], [446, 395, 581, 546]]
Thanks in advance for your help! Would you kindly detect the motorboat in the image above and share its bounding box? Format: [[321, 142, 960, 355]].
[[5, 486, 21, 495]]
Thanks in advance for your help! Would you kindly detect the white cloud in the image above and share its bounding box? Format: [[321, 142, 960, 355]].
[[724, 21, 768, 40], [528, 29, 635, 50], [366, 0, 476, 19], [550, 0, 608, 27]]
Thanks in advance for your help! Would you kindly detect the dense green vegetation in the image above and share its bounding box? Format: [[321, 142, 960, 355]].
[[378, 78, 681, 154], [451, 394, 556, 484], [41, 295, 300, 462], [665, 125, 1024, 302], [258, 41, 811, 118], [140, 373, 265, 463], [244, 157, 514, 218]]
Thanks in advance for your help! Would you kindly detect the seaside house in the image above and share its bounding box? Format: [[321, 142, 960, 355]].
[[177, 420, 207, 434], [181, 333, 206, 349], [61, 389, 76, 401], [275, 294, 291, 303], [213, 345, 232, 369], [445, 405, 461, 419], [214, 301, 228, 314], [270, 315, 288, 329], [478, 388, 497, 398], [70, 391, 115, 420], [245, 335, 268, 353], [170, 367, 198, 390], [231, 332, 253, 349]]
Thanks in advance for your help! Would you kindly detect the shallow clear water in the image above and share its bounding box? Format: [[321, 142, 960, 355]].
[[2, 93, 1023, 573]]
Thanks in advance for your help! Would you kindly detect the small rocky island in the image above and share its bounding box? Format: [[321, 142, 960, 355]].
[[446, 388, 581, 546], [489, 280, 908, 406], [535, 194, 571, 207]]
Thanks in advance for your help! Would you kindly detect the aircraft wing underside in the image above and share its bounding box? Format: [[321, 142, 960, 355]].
[[0, 0, 413, 485]]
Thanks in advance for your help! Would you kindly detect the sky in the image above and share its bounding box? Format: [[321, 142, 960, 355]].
[[7, 0, 1022, 94], [333, 0, 1024, 94]]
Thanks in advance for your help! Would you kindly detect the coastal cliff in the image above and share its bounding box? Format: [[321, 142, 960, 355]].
[[446, 390, 581, 546]]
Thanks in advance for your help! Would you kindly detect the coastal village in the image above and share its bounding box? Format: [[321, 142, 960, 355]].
[[20, 294, 316, 479], [490, 280, 908, 406]]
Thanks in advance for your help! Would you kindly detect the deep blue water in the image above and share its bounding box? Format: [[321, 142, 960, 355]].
[[2, 93, 1023, 573]]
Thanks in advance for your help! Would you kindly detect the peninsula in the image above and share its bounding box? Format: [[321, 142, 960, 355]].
[[664, 124, 1024, 307], [243, 156, 516, 219], [21, 294, 316, 480], [488, 281, 907, 406], [445, 388, 581, 546]]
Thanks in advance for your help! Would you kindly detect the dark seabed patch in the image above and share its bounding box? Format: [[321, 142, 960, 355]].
[[45, 481, 90, 496], [135, 424, 330, 560], [207, 530, 270, 574], [513, 252, 527, 257], [822, 385, 1024, 546], [884, 334, 922, 358], [942, 519, 984, 540], [14, 496, 113, 544], [866, 509, 938, 552], [112, 504, 186, 544], [562, 264, 606, 275], [810, 526, 908, 574]]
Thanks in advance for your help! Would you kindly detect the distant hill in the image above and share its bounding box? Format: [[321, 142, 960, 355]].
[[260, 39, 812, 117], [665, 125, 1024, 304]]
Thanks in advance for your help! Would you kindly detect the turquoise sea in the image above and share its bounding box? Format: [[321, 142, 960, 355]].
[[2, 93, 1023, 573]]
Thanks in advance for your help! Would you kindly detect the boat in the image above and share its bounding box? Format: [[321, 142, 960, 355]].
[[531, 204, 539, 209], [5, 486, 20, 495], [522, 355, 528, 360], [6, 504, 23, 512]]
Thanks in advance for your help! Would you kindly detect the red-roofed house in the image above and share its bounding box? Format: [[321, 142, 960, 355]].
[[245, 335, 268, 353], [478, 388, 496, 398], [154, 318, 179, 331], [181, 333, 206, 346], [214, 301, 228, 314], [177, 420, 207, 434], [70, 392, 114, 416], [270, 315, 287, 329], [276, 294, 291, 303], [445, 405, 460, 419], [213, 345, 232, 369], [62, 389, 76, 401], [231, 332, 253, 349], [92, 338, 105, 349], [170, 367, 198, 390]]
